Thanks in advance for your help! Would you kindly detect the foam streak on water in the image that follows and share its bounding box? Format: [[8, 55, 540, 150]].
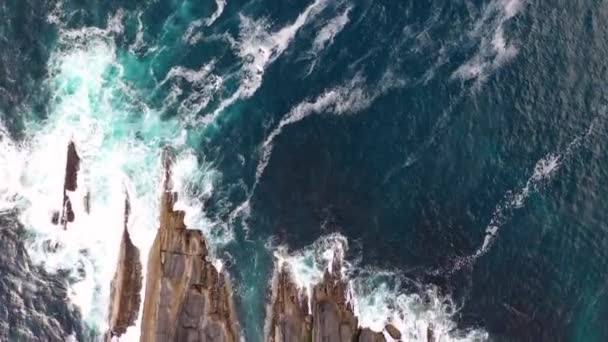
[[210, 0, 330, 121], [255, 70, 405, 190], [183, 0, 227, 44], [452, 0, 524, 84], [449, 126, 593, 273], [304, 5, 352, 74]]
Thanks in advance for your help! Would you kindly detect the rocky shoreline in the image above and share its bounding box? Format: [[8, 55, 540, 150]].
[[55, 142, 435, 341], [138, 149, 239, 342], [265, 257, 403, 342], [105, 194, 142, 340]]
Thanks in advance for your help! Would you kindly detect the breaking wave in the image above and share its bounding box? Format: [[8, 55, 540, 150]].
[[273, 233, 489, 341], [0, 11, 225, 337]]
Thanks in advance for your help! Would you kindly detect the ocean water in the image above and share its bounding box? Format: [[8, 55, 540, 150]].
[[0, 0, 607, 341]]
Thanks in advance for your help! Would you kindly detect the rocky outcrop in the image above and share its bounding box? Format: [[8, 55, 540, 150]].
[[266, 263, 312, 342], [51, 140, 80, 228], [267, 258, 395, 342], [311, 259, 359, 342], [139, 149, 239, 342], [105, 193, 142, 340], [0, 211, 84, 341]]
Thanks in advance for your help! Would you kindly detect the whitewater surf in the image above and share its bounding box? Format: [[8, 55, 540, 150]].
[[1, 0, 607, 341]]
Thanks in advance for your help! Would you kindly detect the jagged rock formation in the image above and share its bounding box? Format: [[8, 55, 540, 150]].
[[140, 149, 239, 342], [105, 193, 142, 340], [266, 263, 312, 342], [0, 211, 84, 341], [310, 259, 360, 342], [51, 140, 80, 228], [267, 258, 395, 342]]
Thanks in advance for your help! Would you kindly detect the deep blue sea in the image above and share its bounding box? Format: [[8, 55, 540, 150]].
[[1, 0, 607, 341]]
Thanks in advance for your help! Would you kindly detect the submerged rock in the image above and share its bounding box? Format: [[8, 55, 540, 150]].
[[139, 149, 239, 342]]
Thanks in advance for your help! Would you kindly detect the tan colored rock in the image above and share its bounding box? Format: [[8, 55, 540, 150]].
[[140, 149, 239, 342], [311, 259, 358, 342], [267, 254, 367, 342], [265, 264, 311, 342], [106, 193, 142, 340]]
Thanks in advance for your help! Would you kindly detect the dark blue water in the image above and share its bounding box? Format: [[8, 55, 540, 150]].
[[1, 0, 608, 341]]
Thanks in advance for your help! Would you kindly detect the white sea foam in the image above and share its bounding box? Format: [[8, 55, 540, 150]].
[[210, 0, 328, 120], [255, 76, 368, 186], [236, 0, 327, 97], [0, 32, 145, 331], [352, 275, 489, 342], [207, 0, 227, 26], [273, 233, 489, 341], [274, 233, 347, 312], [449, 128, 592, 272], [157, 61, 224, 122], [255, 70, 405, 189], [0, 13, 225, 338], [452, 0, 524, 84], [129, 11, 154, 55], [303, 5, 352, 75], [313, 6, 351, 53]]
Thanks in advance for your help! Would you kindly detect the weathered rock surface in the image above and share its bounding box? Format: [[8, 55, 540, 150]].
[[140, 150, 239, 342], [267, 257, 394, 342], [105, 193, 142, 340], [266, 263, 311, 342], [311, 259, 358, 342], [0, 212, 84, 341]]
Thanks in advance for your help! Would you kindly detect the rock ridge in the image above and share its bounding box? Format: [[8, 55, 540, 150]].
[[139, 149, 239, 342], [266, 256, 402, 342], [105, 192, 142, 340]]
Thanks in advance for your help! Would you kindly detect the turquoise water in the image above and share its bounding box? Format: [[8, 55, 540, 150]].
[[0, 0, 607, 341]]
